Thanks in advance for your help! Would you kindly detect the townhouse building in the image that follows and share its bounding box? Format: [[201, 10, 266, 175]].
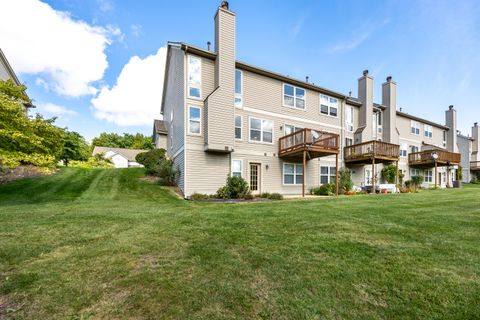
[[458, 123, 480, 182], [155, 1, 469, 198]]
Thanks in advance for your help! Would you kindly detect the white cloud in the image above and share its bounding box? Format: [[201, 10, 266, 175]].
[[131, 24, 143, 37], [0, 0, 119, 97], [37, 103, 77, 122], [91, 47, 167, 126]]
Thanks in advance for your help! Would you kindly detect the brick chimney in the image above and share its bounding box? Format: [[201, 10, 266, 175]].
[[445, 105, 458, 152], [204, 1, 236, 152], [356, 70, 374, 143], [381, 76, 398, 144]]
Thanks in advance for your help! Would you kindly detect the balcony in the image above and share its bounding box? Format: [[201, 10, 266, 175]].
[[344, 140, 400, 164], [409, 149, 461, 168], [470, 161, 480, 171], [278, 128, 339, 161]]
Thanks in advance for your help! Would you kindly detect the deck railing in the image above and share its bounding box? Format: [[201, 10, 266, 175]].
[[409, 149, 461, 166], [470, 161, 480, 171], [344, 140, 399, 162], [278, 128, 339, 156]]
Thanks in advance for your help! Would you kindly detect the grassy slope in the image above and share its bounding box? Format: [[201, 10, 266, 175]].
[[0, 168, 479, 319]]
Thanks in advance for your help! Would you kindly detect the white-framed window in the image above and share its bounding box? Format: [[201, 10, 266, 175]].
[[411, 120, 420, 135], [443, 130, 447, 147], [232, 159, 243, 177], [283, 163, 303, 185], [411, 145, 419, 153], [320, 166, 336, 185], [188, 106, 201, 135], [320, 94, 338, 117], [283, 84, 305, 109], [235, 115, 242, 140], [345, 137, 353, 146], [187, 55, 201, 99], [424, 125, 433, 138], [400, 143, 408, 157], [249, 117, 273, 144], [284, 124, 303, 135], [235, 69, 243, 107], [425, 170, 433, 182], [411, 168, 421, 177], [345, 105, 354, 132]]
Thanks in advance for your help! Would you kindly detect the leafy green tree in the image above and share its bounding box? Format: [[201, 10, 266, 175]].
[[0, 80, 65, 167], [60, 131, 90, 166], [92, 132, 153, 150], [381, 164, 404, 184]]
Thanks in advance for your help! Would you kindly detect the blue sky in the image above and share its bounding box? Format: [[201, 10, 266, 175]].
[[2, 0, 480, 140]]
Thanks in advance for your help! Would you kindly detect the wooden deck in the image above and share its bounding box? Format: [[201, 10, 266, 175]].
[[409, 149, 461, 168], [278, 128, 339, 161], [470, 161, 480, 171], [344, 140, 399, 164]]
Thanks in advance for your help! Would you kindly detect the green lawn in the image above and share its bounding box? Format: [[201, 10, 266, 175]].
[[0, 168, 479, 319]]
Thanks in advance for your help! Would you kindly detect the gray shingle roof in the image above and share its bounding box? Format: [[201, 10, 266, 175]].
[[92, 146, 148, 162]]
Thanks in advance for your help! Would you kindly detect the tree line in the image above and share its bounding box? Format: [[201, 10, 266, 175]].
[[0, 80, 153, 168]]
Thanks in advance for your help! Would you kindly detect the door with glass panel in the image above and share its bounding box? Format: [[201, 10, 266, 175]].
[[249, 163, 261, 195]]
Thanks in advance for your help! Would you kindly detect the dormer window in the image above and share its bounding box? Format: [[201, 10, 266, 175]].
[[320, 94, 338, 117], [283, 84, 305, 109], [187, 55, 201, 99]]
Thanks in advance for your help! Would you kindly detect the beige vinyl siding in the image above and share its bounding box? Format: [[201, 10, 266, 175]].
[[396, 115, 446, 148]]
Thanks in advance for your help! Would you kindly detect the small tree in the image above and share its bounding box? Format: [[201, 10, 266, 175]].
[[381, 164, 404, 184], [338, 168, 353, 194], [456, 166, 463, 181], [411, 175, 424, 192], [60, 131, 90, 166]]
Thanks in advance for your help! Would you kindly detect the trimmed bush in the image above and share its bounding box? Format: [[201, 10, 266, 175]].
[[216, 186, 230, 199], [135, 149, 166, 174], [215, 176, 251, 199], [338, 169, 353, 194], [311, 183, 335, 196], [268, 193, 283, 200], [190, 193, 210, 201], [381, 164, 404, 184]]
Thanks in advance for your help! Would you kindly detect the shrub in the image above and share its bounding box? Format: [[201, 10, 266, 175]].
[[268, 193, 283, 200], [311, 183, 335, 196], [381, 164, 404, 184], [135, 149, 166, 174], [260, 192, 271, 199], [156, 159, 179, 186], [338, 169, 353, 194], [190, 193, 210, 201], [216, 186, 230, 199], [411, 175, 423, 189], [0, 151, 57, 168], [69, 156, 112, 169], [456, 166, 463, 181], [226, 176, 250, 199]]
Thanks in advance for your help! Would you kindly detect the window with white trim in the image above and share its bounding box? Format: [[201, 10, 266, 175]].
[[249, 117, 273, 143], [320, 94, 338, 117], [411, 168, 421, 177], [411, 145, 419, 153], [424, 125, 432, 138], [283, 163, 303, 185], [187, 55, 201, 98], [320, 166, 336, 185], [424, 170, 433, 182], [443, 130, 447, 147], [235, 115, 242, 140], [400, 143, 408, 157], [345, 105, 354, 132], [411, 120, 420, 135], [283, 84, 305, 109], [188, 106, 201, 134], [232, 160, 243, 177], [235, 69, 242, 107], [345, 138, 353, 146], [284, 124, 303, 135]]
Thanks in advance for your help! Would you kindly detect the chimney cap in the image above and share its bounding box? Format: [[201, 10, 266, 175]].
[[449, 105, 454, 110], [207, 41, 211, 51], [220, 1, 229, 9], [363, 69, 369, 76], [475, 122, 478, 127], [386, 76, 392, 82]]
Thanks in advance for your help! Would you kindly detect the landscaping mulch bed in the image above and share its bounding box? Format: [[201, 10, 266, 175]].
[[0, 165, 54, 184]]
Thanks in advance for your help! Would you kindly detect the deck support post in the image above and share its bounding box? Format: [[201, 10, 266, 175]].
[[434, 161, 438, 188], [395, 160, 399, 192], [302, 150, 306, 197], [335, 153, 339, 196], [372, 158, 376, 194]]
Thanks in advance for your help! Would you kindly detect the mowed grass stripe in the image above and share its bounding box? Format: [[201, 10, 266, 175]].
[[0, 168, 479, 319]]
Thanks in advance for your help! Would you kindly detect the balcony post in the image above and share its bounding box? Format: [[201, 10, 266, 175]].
[[372, 158, 376, 194], [302, 150, 306, 197], [395, 160, 399, 191], [335, 153, 339, 196], [434, 161, 438, 188]]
